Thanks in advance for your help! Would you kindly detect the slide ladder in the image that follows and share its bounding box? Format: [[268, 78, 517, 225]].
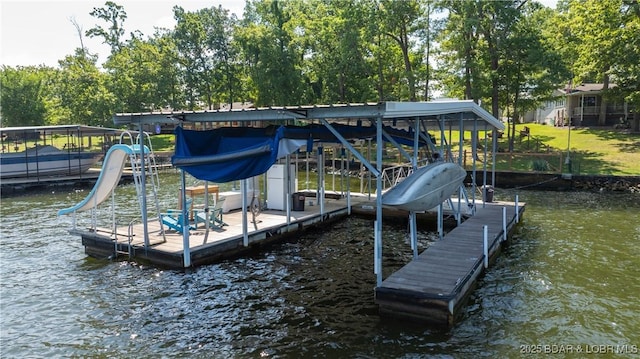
[[119, 132, 166, 243]]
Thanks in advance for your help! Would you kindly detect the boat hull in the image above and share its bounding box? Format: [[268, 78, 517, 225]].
[[0, 146, 102, 178], [381, 162, 467, 212]]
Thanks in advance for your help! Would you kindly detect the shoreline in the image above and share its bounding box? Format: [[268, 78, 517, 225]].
[[472, 171, 640, 193]]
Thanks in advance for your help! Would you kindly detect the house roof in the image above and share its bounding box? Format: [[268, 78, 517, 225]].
[[560, 83, 617, 95]]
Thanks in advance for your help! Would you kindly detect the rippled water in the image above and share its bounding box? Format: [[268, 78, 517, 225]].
[[1, 179, 639, 358]]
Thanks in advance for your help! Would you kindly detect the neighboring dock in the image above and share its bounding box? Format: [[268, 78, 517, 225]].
[[374, 200, 525, 327], [0, 169, 134, 196]]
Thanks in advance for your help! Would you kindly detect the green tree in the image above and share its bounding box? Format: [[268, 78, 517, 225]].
[[149, 31, 185, 110], [0, 66, 49, 127], [435, 0, 486, 101], [551, 0, 627, 125], [172, 5, 239, 110], [609, 0, 640, 130], [55, 50, 114, 126], [237, 0, 304, 106], [86, 1, 127, 54], [104, 36, 178, 112], [377, 0, 426, 101], [501, 3, 567, 150], [288, 0, 375, 103]]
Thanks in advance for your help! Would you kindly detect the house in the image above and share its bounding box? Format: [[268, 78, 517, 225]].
[[524, 88, 567, 126], [527, 83, 632, 127]]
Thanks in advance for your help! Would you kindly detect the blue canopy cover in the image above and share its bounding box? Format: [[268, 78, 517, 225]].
[[172, 124, 432, 183]]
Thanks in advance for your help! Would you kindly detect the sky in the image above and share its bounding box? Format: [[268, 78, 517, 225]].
[[1, 0, 558, 69], [0, 0, 246, 67]]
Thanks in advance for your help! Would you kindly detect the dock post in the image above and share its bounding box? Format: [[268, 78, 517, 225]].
[[437, 204, 443, 239], [409, 212, 418, 259], [374, 220, 379, 276], [483, 225, 488, 269], [502, 207, 507, 242], [515, 194, 520, 223], [242, 179, 249, 246], [180, 170, 191, 268]]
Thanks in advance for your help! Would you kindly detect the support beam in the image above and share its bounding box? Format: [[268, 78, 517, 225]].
[[375, 117, 383, 287], [180, 170, 191, 268], [319, 119, 381, 177], [409, 212, 418, 259], [242, 179, 248, 246]]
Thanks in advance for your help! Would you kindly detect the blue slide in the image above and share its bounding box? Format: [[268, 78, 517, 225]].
[[58, 144, 148, 216]]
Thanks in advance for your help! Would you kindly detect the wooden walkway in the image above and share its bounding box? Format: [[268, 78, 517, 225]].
[[374, 200, 525, 327]]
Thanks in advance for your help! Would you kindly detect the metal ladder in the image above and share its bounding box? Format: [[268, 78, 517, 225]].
[[119, 131, 166, 248]]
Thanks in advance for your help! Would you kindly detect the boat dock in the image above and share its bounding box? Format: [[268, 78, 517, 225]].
[[77, 195, 370, 268], [374, 200, 525, 327], [76, 193, 525, 327]]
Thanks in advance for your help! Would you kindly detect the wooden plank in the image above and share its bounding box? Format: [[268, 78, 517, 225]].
[[385, 276, 464, 290], [383, 277, 456, 294], [385, 270, 461, 285]]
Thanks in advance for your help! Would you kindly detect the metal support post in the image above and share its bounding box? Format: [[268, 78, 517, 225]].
[[409, 212, 418, 259], [502, 207, 507, 242], [515, 194, 520, 223], [483, 225, 489, 269]]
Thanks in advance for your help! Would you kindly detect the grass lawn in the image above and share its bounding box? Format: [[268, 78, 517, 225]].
[[510, 124, 640, 176], [7, 125, 638, 177]]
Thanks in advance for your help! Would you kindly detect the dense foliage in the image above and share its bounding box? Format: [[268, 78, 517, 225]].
[[1, 0, 638, 131]]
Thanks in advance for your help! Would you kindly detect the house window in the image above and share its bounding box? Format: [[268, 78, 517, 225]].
[[583, 96, 596, 107]]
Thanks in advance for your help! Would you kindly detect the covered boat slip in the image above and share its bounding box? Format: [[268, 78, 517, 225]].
[[86, 100, 516, 325], [0, 124, 132, 156], [0, 125, 137, 192]]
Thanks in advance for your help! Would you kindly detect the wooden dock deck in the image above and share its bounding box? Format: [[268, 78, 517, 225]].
[[76, 195, 370, 268], [374, 200, 525, 327]]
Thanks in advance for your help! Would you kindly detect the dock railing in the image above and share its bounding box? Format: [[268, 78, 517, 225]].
[[379, 159, 431, 191]]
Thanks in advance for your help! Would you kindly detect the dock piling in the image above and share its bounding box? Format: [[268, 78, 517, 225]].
[[483, 225, 489, 269], [515, 195, 520, 223], [502, 207, 507, 242]]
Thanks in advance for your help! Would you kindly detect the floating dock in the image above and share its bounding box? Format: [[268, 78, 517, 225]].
[[76, 195, 369, 268], [374, 200, 525, 327]]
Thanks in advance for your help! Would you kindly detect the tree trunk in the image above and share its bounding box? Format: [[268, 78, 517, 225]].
[[598, 72, 610, 125], [423, 2, 431, 101], [376, 35, 384, 102], [464, 36, 473, 100]]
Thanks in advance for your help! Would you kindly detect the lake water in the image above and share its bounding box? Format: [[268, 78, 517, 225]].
[[1, 176, 639, 358]]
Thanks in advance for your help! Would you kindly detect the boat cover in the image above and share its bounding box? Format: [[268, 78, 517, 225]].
[[172, 124, 432, 182]]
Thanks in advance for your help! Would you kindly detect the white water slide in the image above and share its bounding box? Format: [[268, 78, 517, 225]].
[[58, 144, 147, 216]]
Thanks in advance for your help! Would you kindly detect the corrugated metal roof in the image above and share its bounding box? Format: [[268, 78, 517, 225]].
[[113, 101, 504, 131], [0, 125, 133, 136]]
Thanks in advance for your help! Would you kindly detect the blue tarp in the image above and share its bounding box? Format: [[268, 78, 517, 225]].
[[172, 126, 285, 183], [172, 124, 434, 183]]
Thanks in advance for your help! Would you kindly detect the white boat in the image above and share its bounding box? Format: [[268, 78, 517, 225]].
[[0, 145, 102, 178], [381, 161, 467, 212]]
